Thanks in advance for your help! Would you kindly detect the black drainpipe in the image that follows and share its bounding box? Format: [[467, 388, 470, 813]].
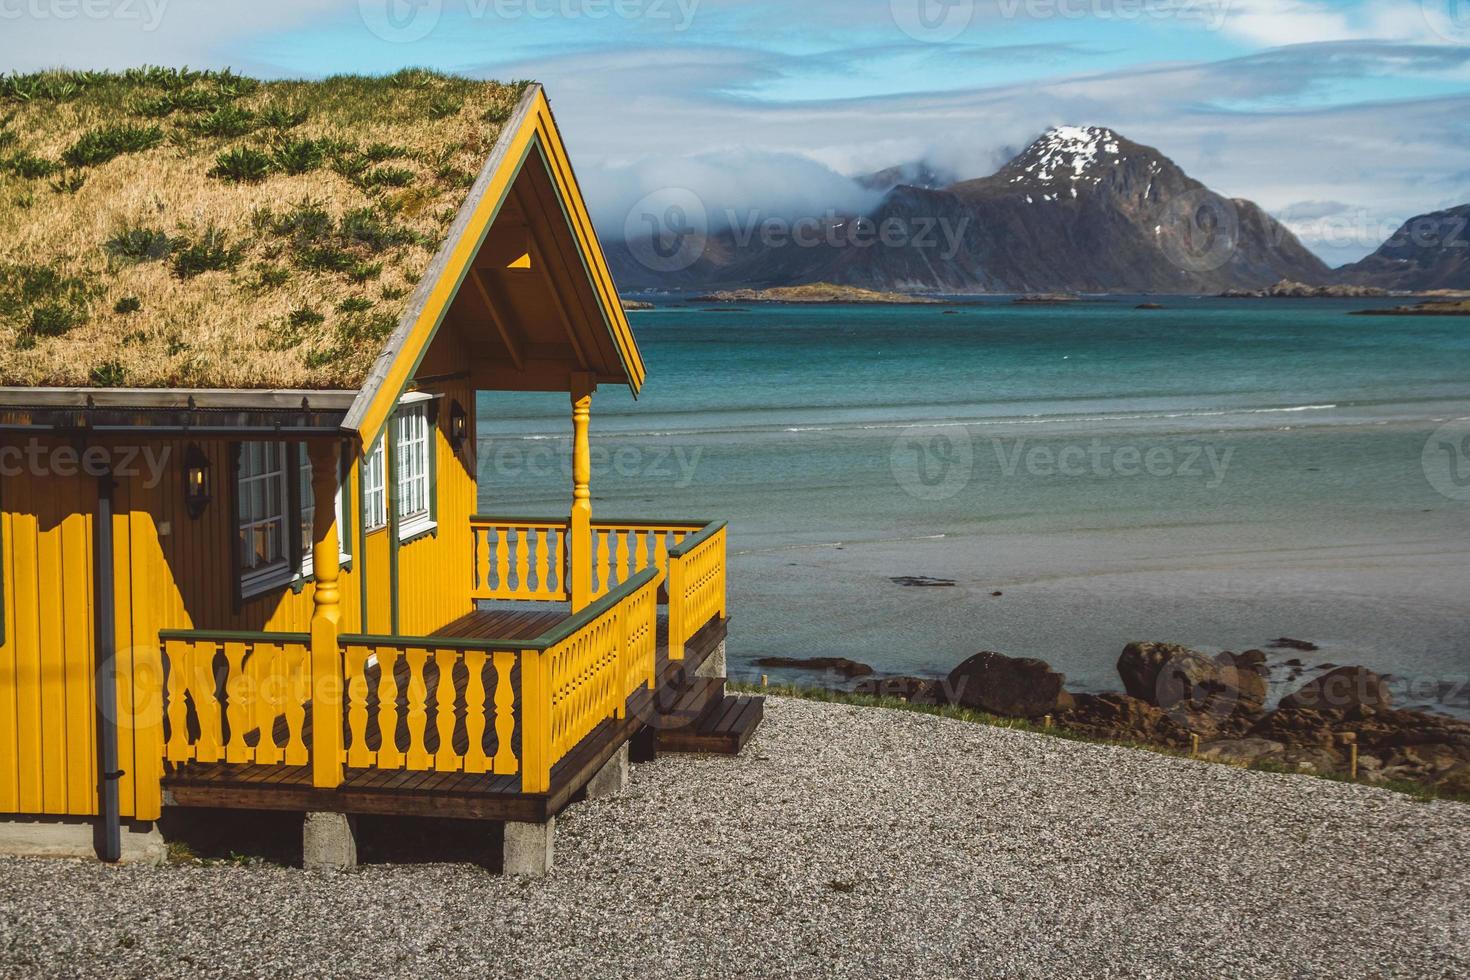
[[93, 470, 122, 863]]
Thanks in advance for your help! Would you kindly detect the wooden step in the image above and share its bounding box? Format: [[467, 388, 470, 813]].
[[651, 674, 724, 729], [656, 695, 764, 755]]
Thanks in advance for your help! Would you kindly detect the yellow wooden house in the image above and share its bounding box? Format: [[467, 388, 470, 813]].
[[0, 70, 756, 872]]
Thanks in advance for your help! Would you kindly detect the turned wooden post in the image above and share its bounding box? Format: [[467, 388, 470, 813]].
[[569, 373, 595, 612], [308, 440, 344, 788]]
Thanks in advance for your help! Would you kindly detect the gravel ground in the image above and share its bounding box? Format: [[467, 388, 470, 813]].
[[2, 696, 1467, 979]]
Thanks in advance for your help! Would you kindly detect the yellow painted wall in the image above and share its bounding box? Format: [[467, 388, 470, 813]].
[[0, 382, 478, 822]]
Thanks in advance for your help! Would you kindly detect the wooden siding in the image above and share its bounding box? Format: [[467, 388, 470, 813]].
[[0, 381, 478, 821]]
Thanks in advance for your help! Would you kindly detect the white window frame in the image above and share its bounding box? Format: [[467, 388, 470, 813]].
[[361, 393, 437, 541], [298, 445, 351, 579], [238, 442, 293, 598], [362, 436, 388, 533], [394, 394, 436, 541]]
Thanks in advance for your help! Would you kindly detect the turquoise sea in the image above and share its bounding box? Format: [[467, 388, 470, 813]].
[[478, 297, 1470, 716]]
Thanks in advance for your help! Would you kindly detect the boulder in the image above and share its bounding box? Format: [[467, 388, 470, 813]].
[[1280, 666, 1392, 712], [1197, 738, 1286, 766], [945, 651, 1068, 718], [1116, 641, 1267, 714]]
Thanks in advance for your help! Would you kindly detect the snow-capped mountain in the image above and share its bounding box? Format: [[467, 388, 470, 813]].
[[607, 127, 1332, 293]]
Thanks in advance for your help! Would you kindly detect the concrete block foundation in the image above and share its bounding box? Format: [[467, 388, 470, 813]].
[[302, 811, 358, 870], [0, 815, 166, 865], [502, 817, 555, 876]]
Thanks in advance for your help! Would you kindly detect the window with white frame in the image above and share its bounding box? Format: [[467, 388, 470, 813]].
[[360, 397, 436, 540], [237, 442, 292, 595], [298, 445, 351, 577], [362, 437, 387, 532], [395, 400, 434, 538]]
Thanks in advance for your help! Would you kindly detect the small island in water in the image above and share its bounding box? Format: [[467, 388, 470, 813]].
[[694, 282, 940, 304], [1354, 298, 1470, 316]]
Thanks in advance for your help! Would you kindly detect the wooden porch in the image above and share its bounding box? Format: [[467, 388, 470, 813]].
[[162, 612, 734, 822], [157, 518, 758, 824]]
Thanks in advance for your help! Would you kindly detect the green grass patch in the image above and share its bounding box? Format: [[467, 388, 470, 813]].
[[260, 103, 309, 130], [62, 123, 163, 168], [113, 295, 142, 314], [272, 137, 328, 176], [187, 104, 258, 138], [336, 296, 374, 314], [103, 225, 173, 263], [5, 152, 60, 179], [208, 146, 273, 183], [89, 360, 126, 385], [0, 263, 94, 344], [359, 165, 416, 190], [170, 227, 243, 278]]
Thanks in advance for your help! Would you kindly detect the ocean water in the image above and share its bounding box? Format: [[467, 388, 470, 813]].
[[477, 297, 1470, 716]]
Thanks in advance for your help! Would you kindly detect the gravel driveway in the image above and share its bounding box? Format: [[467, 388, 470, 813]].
[[2, 696, 1466, 979]]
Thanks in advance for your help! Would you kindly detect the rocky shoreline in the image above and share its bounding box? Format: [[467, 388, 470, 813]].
[[774, 641, 1470, 795]]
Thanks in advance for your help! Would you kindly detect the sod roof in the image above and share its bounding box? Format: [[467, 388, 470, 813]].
[[0, 68, 529, 390]]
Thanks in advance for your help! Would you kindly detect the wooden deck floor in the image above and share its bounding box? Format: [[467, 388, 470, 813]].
[[163, 609, 727, 822]]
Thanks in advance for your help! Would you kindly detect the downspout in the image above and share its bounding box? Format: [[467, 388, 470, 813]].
[[93, 470, 123, 862]]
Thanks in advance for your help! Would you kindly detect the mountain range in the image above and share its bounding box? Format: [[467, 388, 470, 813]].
[[607, 128, 1468, 295]]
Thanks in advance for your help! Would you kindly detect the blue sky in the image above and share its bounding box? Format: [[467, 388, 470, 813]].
[[3, 0, 1469, 263]]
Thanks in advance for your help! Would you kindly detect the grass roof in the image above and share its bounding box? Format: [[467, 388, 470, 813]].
[[0, 68, 529, 389]]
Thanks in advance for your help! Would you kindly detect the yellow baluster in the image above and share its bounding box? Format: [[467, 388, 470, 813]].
[[191, 641, 222, 763], [283, 642, 310, 767], [252, 643, 283, 766], [433, 649, 460, 771], [404, 647, 430, 770], [163, 639, 191, 762], [614, 531, 630, 593], [463, 649, 489, 774], [222, 641, 250, 764], [494, 527, 510, 597], [534, 527, 550, 598], [474, 526, 491, 598], [491, 651, 518, 775], [514, 528, 531, 599], [375, 646, 404, 768], [345, 645, 372, 768]]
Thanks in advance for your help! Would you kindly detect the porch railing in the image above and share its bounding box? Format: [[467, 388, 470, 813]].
[[469, 516, 726, 661], [157, 567, 663, 794], [471, 516, 717, 601]]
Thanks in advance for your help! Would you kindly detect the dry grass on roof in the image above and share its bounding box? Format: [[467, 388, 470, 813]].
[[0, 68, 530, 390]]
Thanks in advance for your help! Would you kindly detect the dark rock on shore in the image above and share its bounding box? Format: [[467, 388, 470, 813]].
[[1279, 666, 1391, 711], [889, 576, 957, 588], [946, 651, 1071, 718], [756, 656, 875, 678], [1116, 641, 1267, 719], [1268, 637, 1320, 652]]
